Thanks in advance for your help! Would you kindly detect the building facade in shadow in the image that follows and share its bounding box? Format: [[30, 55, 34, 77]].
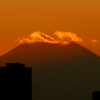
[[92, 91, 100, 100], [0, 63, 32, 100]]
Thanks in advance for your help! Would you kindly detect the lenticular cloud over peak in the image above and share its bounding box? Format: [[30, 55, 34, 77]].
[[54, 31, 83, 42], [18, 31, 83, 44]]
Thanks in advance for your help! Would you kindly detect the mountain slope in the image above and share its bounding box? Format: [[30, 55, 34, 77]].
[[0, 42, 100, 100], [0, 42, 99, 67]]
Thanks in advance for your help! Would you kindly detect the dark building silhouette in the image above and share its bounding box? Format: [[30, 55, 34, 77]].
[[92, 91, 100, 100], [6, 62, 25, 68], [0, 63, 32, 100]]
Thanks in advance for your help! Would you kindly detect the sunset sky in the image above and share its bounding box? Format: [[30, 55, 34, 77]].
[[0, 0, 100, 56]]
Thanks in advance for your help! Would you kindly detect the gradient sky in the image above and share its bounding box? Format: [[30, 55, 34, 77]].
[[0, 0, 100, 56]]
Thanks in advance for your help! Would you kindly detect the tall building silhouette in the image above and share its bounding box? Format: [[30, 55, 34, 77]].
[[92, 91, 100, 100], [0, 63, 32, 100]]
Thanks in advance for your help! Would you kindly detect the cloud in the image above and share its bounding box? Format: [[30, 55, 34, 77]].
[[90, 39, 99, 45], [18, 31, 60, 44], [18, 31, 83, 44], [54, 31, 83, 42]]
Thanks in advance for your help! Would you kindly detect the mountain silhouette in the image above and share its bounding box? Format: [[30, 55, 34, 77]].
[[0, 42, 99, 67], [0, 42, 100, 100]]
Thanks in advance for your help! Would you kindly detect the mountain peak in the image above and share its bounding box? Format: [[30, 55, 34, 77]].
[[69, 41, 76, 44], [69, 41, 80, 46]]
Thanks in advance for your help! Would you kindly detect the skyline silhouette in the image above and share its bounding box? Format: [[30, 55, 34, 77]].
[[0, 62, 99, 100]]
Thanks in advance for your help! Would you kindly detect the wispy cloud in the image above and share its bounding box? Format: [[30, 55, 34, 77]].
[[90, 39, 99, 45], [18, 31, 83, 45], [54, 31, 83, 42]]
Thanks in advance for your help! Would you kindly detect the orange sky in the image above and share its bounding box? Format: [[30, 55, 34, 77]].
[[0, 0, 100, 56]]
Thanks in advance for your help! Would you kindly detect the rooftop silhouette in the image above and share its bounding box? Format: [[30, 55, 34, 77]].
[[6, 62, 25, 68]]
